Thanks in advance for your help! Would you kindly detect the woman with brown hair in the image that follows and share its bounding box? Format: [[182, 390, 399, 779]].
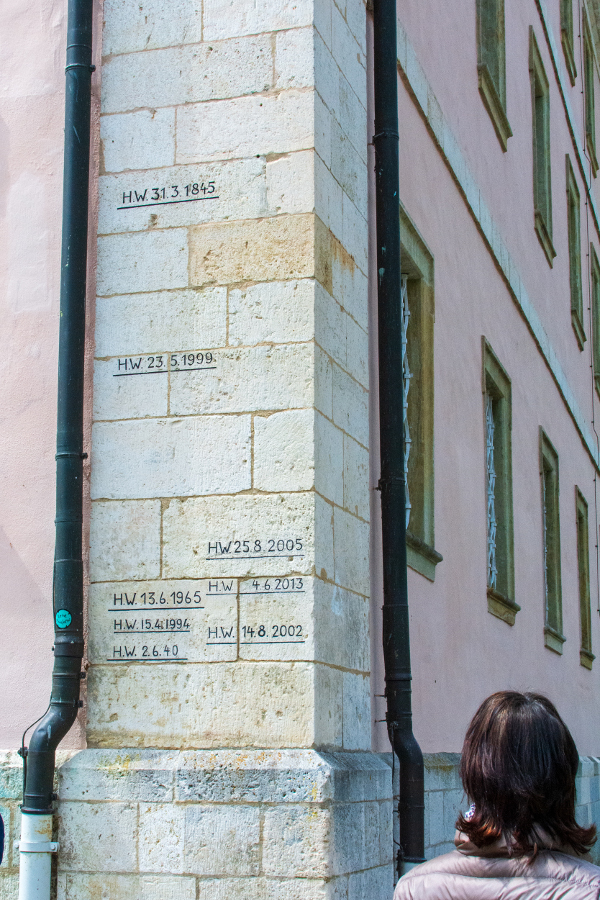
[[394, 691, 600, 900]]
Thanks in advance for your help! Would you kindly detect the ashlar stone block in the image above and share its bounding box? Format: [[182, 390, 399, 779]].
[[266, 151, 315, 216], [58, 801, 137, 872], [90, 415, 251, 499], [162, 493, 314, 579], [188, 215, 315, 287], [101, 37, 273, 114], [253, 408, 315, 493], [102, 0, 203, 55], [176, 92, 314, 164], [86, 661, 337, 748], [97, 229, 188, 296], [169, 345, 314, 418], [95, 288, 227, 359], [228, 280, 314, 348], [101, 108, 175, 174], [99, 159, 267, 236], [203, 0, 313, 41], [89, 500, 161, 582], [59, 874, 197, 900]]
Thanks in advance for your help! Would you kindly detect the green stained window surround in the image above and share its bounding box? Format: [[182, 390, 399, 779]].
[[584, 16, 598, 177], [576, 488, 594, 670], [530, 29, 555, 266], [477, 0, 512, 150], [483, 339, 517, 625], [566, 156, 585, 349], [540, 430, 564, 654], [560, 0, 577, 85], [400, 207, 442, 582]]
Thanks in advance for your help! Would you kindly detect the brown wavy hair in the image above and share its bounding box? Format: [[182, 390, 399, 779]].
[[455, 691, 596, 855]]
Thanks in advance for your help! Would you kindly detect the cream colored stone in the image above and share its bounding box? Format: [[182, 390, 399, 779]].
[[228, 280, 314, 347], [101, 108, 175, 173], [333, 507, 369, 596], [315, 412, 344, 507], [138, 804, 185, 874], [315, 282, 346, 369], [263, 805, 332, 877], [86, 662, 320, 748], [341, 193, 367, 275], [314, 30, 340, 114], [342, 672, 370, 750], [314, 152, 344, 241], [163, 493, 314, 579], [275, 28, 315, 91], [313, 580, 369, 671], [89, 500, 161, 582], [194, 877, 329, 900], [176, 92, 314, 164], [103, 0, 203, 55], [184, 805, 261, 875], [345, 315, 368, 388], [59, 874, 197, 900], [97, 229, 188, 296], [189, 214, 314, 286], [331, 123, 367, 222], [88, 580, 238, 665], [0, 875, 18, 900], [102, 38, 273, 114], [315, 346, 333, 419], [203, 0, 313, 40], [93, 357, 168, 420], [253, 408, 314, 493], [331, 3, 366, 108], [239, 575, 313, 661], [99, 159, 267, 236], [314, 494, 335, 583], [343, 435, 369, 520], [332, 365, 368, 447], [95, 288, 227, 358], [58, 801, 137, 872], [169, 345, 314, 417], [339, 74, 368, 164], [91, 416, 251, 500], [266, 151, 315, 216]]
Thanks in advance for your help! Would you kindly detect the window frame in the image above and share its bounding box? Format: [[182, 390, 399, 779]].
[[566, 155, 585, 349], [483, 339, 518, 625], [400, 206, 442, 582], [560, 0, 577, 85], [540, 429, 564, 654], [530, 28, 556, 266], [576, 488, 595, 670], [583, 13, 599, 177], [591, 243, 600, 396], [476, 0, 513, 151]]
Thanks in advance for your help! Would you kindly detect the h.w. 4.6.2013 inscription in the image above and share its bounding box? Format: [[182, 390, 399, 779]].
[[118, 181, 218, 210]]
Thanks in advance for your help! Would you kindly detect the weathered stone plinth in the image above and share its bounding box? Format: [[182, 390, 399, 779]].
[[56, 750, 393, 900]]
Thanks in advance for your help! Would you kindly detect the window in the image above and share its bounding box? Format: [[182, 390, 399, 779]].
[[483, 340, 517, 624], [576, 489, 594, 669], [476, 0, 512, 150], [566, 156, 585, 348], [591, 244, 600, 394], [584, 16, 598, 177], [400, 207, 442, 582], [530, 29, 555, 266], [560, 0, 577, 85], [540, 430, 564, 653]]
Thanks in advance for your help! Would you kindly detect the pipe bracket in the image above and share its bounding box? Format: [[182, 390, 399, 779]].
[[16, 841, 59, 854]]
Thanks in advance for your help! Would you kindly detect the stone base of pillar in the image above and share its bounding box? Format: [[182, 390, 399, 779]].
[[56, 749, 394, 900]]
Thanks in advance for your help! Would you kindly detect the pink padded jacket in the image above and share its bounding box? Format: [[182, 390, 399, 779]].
[[393, 833, 600, 900]]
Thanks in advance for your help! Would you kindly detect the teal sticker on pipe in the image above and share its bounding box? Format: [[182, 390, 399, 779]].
[[55, 609, 72, 629]]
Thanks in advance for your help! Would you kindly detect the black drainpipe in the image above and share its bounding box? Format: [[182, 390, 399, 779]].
[[21, 0, 94, 815], [372, 0, 425, 876]]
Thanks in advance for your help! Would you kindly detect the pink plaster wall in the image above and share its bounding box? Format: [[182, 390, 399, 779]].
[[369, 2, 600, 757], [0, 0, 101, 751]]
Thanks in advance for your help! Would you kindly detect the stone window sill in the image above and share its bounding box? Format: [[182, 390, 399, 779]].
[[407, 531, 443, 582], [544, 624, 566, 654], [572, 308, 586, 350], [478, 64, 512, 152], [581, 647, 595, 670], [487, 587, 520, 626], [534, 210, 556, 267]]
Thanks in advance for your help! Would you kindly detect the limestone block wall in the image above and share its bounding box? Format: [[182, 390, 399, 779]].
[[89, 0, 370, 753]]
